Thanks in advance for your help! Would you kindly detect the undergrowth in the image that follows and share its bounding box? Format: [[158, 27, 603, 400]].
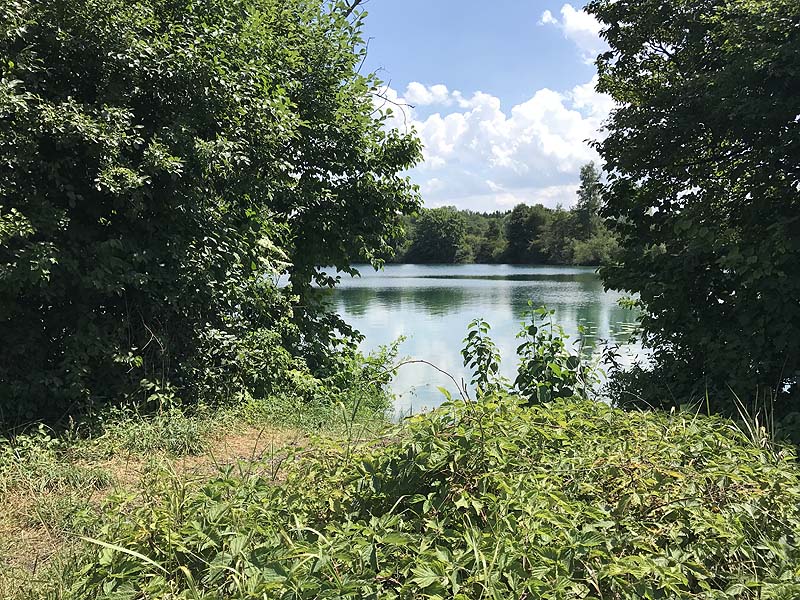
[[5, 313, 800, 599], [56, 397, 800, 599], [0, 343, 398, 598]]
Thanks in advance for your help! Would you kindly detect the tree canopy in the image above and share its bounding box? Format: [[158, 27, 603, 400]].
[[588, 0, 800, 415], [403, 206, 468, 264], [0, 0, 421, 420], [503, 203, 550, 264], [391, 163, 618, 267]]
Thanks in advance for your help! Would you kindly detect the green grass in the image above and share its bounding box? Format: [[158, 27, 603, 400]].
[[53, 397, 800, 599], [0, 388, 393, 600]]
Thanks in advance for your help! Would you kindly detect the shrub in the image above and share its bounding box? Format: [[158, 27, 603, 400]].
[[462, 306, 599, 403], [64, 397, 800, 599], [0, 0, 420, 421]]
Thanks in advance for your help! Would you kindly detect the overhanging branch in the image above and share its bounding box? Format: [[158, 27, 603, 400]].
[[342, 0, 366, 18]]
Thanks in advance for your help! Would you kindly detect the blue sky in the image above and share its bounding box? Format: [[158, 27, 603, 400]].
[[359, 1, 612, 212]]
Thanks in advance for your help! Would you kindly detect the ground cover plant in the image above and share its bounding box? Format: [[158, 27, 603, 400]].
[[0, 342, 398, 598], [58, 397, 800, 599], [3, 309, 799, 599]]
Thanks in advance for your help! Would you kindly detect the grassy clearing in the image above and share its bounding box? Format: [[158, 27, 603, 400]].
[[0, 393, 391, 600], [14, 396, 799, 600]]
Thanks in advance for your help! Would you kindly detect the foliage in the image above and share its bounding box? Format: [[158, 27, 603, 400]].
[[462, 307, 598, 404], [62, 396, 800, 599], [571, 226, 620, 266], [0, 0, 420, 420], [470, 216, 507, 263], [402, 206, 469, 264], [502, 203, 551, 263], [573, 163, 604, 238], [0, 338, 400, 599], [534, 164, 620, 266], [587, 0, 800, 416], [98, 406, 224, 456], [535, 207, 577, 264], [392, 163, 618, 266], [0, 425, 112, 496], [0, 424, 112, 595], [241, 340, 401, 432], [513, 307, 598, 403], [461, 319, 505, 397]]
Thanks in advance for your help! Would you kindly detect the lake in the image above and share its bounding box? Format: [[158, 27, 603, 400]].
[[328, 264, 641, 415]]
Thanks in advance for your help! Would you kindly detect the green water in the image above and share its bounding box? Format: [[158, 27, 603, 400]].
[[330, 264, 641, 414]]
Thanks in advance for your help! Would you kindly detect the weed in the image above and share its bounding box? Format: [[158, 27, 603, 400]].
[[62, 397, 800, 599]]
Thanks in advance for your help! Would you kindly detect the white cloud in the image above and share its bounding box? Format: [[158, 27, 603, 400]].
[[377, 77, 614, 212], [404, 82, 453, 106], [571, 76, 615, 118], [421, 177, 445, 194], [540, 4, 606, 64], [485, 180, 505, 193], [540, 10, 558, 26]]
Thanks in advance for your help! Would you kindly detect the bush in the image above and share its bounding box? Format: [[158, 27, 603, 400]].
[[64, 397, 800, 599], [0, 0, 420, 421], [462, 306, 599, 403]]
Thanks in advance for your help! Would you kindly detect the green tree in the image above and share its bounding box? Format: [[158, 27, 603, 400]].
[[473, 219, 505, 263], [588, 0, 800, 415], [0, 0, 420, 420], [404, 207, 468, 263], [573, 162, 603, 238], [571, 228, 619, 266], [535, 207, 574, 265], [567, 162, 619, 266], [503, 203, 550, 264]]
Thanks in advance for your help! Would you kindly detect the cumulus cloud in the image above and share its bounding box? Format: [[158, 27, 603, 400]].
[[403, 82, 453, 106], [571, 76, 615, 117], [375, 77, 613, 212], [540, 4, 606, 63]]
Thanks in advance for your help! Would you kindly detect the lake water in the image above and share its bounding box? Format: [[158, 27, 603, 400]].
[[328, 264, 641, 415]]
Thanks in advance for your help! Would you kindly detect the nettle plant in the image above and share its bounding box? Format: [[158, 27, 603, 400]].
[[462, 306, 600, 403]]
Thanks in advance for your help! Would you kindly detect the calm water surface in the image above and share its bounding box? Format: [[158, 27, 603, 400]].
[[328, 264, 640, 415]]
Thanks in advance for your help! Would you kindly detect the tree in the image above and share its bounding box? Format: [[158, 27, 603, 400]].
[[0, 0, 420, 420], [473, 219, 505, 263], [535, 207, 574, 265], [404, 207, 468, 263], [567, 162, 619, 266], [573, 162, 603, 238], [587, 0, 800, 416], [503, 203, 550, 264]]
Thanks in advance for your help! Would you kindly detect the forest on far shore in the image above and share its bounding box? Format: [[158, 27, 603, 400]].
[[390, 163, 619, 266]]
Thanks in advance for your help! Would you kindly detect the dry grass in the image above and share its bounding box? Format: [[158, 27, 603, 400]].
[[0, 423, 307, 598], [176, 426, 306, 476]]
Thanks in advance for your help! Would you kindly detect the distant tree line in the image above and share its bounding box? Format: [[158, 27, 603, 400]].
[[391, 163, 619, 266]]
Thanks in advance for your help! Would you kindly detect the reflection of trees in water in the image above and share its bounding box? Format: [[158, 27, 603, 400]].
[[403, 287, 470, 316], [335, 279, 639, 343], [416, 272, 600, 283], [337, 286, 471, 317], [333, 287, 374, 317], [506, 283, 638, 352]]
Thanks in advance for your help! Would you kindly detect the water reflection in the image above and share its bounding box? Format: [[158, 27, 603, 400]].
[[330, 264, 641, 414], [336, 286, 472, 317]]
